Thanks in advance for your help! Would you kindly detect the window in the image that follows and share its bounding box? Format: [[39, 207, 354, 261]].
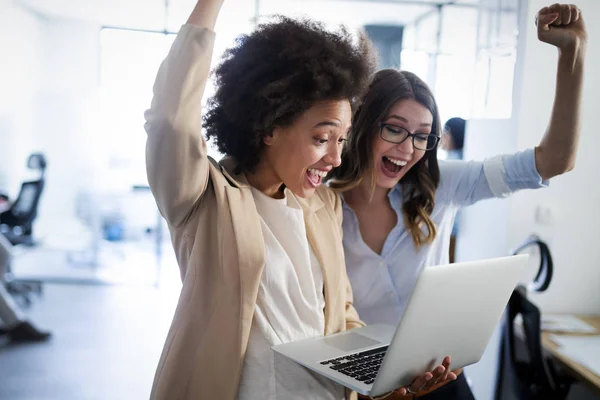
[[87, 28, 177, 190]]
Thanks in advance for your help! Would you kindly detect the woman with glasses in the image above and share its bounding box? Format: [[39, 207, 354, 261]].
[[328, 3, 587, 399]]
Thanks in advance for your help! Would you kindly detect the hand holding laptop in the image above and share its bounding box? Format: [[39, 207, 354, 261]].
[[273, 255, 529, 397], [357, 356, 459, 398], [393, 356, 457, 396]]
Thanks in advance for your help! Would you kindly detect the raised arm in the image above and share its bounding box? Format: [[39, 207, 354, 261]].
[[534, 4, 587, 180], [187, 0, 224, 28], [145, 0, 224, 227]]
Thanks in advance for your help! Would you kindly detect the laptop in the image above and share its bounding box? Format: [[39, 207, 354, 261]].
[[272, 254, 529, 397]]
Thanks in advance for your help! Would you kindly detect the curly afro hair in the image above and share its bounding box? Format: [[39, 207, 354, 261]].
[[203, 16, 376, 173]]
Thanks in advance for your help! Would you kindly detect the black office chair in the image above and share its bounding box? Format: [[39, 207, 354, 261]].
[[0, 153, 46, 305], [494, 235, 573, 400], [0, 180, 45, 245], [0, 153, 46, 246]]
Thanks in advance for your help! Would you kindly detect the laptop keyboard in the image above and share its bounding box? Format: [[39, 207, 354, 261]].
[[319, 346, 388, 385]]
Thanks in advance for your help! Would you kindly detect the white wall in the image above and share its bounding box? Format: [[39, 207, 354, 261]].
[[509, 0, 600, 315], [32, 17, 103, 239]]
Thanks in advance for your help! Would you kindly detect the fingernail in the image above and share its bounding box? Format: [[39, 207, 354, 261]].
[[426, 375, 432, 381]]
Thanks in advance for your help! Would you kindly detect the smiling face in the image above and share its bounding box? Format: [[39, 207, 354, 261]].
[[259, 99, 352, 198], [371, 99, 434, 189]]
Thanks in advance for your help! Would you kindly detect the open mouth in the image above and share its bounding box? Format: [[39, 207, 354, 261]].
[[381, 156, 408, 177], [306, 168, 327, 188]]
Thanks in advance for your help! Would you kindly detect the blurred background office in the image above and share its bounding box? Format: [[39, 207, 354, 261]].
[[0, 0, 598, 399]]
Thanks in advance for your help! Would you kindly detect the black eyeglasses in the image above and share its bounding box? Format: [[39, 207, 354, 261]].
[[379, 122, 439, 151]]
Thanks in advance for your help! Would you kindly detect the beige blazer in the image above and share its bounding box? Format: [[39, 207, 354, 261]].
[[145, 24, 363, 400]]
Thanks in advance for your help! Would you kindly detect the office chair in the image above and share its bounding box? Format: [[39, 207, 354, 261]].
[[0, 153, 46, 246], [0, 180, 45, 245], [494, 235, 572, 400], [0, 153, 46, 306]]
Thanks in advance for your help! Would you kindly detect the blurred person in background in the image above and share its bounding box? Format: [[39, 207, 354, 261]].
[[0, 233, 51, 342], [442, 117, 466, 161], [442, 117, 467, 261]]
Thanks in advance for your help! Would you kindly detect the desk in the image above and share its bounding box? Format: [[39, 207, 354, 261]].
[[542, 315, 600, 396]]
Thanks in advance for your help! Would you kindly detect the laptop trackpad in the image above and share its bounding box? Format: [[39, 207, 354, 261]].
[[322, 332, 382, 352]]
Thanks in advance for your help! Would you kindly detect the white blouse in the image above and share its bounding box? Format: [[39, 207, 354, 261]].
[[237, 187, 345, 400]]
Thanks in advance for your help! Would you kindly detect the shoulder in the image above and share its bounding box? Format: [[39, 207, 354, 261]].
[[316, 186, 343, 224]]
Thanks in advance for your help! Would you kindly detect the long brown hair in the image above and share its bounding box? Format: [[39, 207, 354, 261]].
[[328, 69, 441, 248]]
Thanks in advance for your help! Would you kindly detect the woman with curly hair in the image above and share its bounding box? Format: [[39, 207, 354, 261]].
[[329, 3, 587, 399], [144, 1, 381, 399]]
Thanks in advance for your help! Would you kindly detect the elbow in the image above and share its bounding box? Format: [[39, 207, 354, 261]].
[[536, 146, 577, 180], [558, 155, 577, 176], [145, 112, 179, 137], [564, 160, 576, 174], [540, 159, 576, 180]]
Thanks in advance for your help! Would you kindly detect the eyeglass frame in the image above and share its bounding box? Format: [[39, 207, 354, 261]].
[[379, 122, 440, 151]]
